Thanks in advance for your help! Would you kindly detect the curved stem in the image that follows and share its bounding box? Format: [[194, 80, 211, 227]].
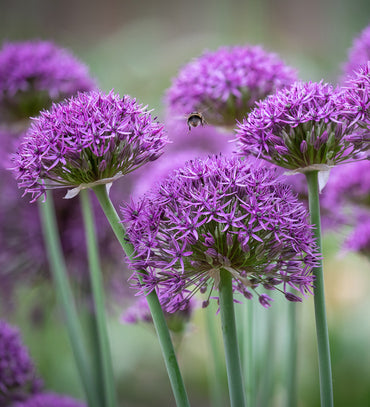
[[305, 170, 334, 407], [219, 268, 246, 407], [92, 184, 190, 407], [38, 193, 99, 407], [80, 189, 117, 407]]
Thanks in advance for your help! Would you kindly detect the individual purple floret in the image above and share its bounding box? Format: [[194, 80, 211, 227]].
[[0, 320, 43, 405], [12, 392, 86, 407], [236, 81, 369, 170], [165, 45, 297, 128], [122, 156, 319, 311], [342, 25, 370, 78], [11, 90, 168, 202], [0, 40, 96, 121]]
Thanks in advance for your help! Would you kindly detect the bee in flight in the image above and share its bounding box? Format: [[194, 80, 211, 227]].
[[186, 112, 207, 131]]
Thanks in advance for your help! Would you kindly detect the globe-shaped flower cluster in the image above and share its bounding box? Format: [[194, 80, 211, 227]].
[[165, 45, 297, 128], [123, 156, 319, 311], [0, 320, 42, 405], [236, 81, 368, 170], [342, 25, 370, 78], [0, 40, 96, 121], [12, 90, 168, 202]]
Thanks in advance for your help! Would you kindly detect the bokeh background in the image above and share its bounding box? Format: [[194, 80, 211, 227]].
[[1, 1, 370, 406]]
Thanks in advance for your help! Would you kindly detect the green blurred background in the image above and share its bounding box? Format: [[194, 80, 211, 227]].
[[1, 1, 370, 406]]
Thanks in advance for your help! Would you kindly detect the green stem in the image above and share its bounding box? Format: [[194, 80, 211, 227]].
[[305, 170, 334, 407], [38, 193, 99, 407], [244, 300, 254, 407], [80, 189, 117, 407], [219, 269, 246, 407], [92, 184, 190, 407], [287, 301, 298, 407]]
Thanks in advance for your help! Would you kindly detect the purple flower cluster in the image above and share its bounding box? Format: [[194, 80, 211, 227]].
[[13, 392, 86, 407], [342, 25, 370, 78], [122, 156, 319, 311], [165, 45, 297, 128], [0, 40, 96, 121], [236, 81, 368, 170], [0, 320, 42, 405], [343, 214, 370, 258], [12, 90, 168, 202]]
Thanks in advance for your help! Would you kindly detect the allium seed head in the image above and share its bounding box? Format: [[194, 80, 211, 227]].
[[236, 81, 369, 170], [123, 155, 319, 312], [11, 90, 168, 202], [165, 45, 297, 129]]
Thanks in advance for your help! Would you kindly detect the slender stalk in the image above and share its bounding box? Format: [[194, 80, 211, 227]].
[[244, 300, 254, 407], [305, 170, 334, 407], [92, 184, 190, 407], [286, 301, 298, 407], [38, 193, 99, 407], [205, 302, 225, 407], [80, 189, 117, 407], [218, 268, 246, 407]]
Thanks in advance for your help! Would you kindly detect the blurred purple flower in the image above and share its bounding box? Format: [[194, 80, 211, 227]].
[[122, 156, 319, 312], [11, 90, 168, 202], [165, 45, 297, 128], [343, 212, 370, 258], [236, 81, 368, 170], [0, 40, 96, 122], [13, 392, 86, 407], [0, 320, 43, 405], [342, 25, 370, 79]]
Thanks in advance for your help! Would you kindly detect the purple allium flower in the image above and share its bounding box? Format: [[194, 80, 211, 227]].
[[12, 392, 86, 407], [11, 90, 168, 202], [342, 25, 370, 78], [0, 40, 96, 122], [165, 45, 297, 128], [0, 320, 42, 405], [122, 156, 319, 312], [236, 81, 369, 170], [343, 213, 370, 258]]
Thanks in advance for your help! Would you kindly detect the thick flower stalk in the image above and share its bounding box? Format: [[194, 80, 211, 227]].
[[0, 320, 43, 405], [0, 40, 96, 121], [236, 80, 369, 171], [165, 45, 297, 128], [342, 25, 370, 78], [13, 392, 86, 407], [123, 155, 319, 311], [12, 90, 168, 202]]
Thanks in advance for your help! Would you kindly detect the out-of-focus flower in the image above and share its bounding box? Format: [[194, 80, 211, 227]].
[[0, 40, 96, 122], [122, 156, 319, 312], [343, 213, 370, 258], [13, 392, 86, 407], [11, 90, 168, 202], [236, 81, 369, 171], [0, 320, 42, 405], [342, 25, 370, 79], [165, 45, 297, 129]]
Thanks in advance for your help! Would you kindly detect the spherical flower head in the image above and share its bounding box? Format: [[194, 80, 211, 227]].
[[0, 320, 42, 404], [165, 45, 297, 129], [236, 81, 368, 171], [343, 212, 370, 259], [123, 156, 319, 312], [13, 392, 86, 407], [12, 90, 168, 202], [342, 25, 370, 79], [0, 40, 96, 121]]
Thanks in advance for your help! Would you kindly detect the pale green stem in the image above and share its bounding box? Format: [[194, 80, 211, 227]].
[[92, 184, 190, 407], [38, 193, 99, 407], [305, 170, 334, 407], [80, 189, 117, 407], [244, 300, 254, 407], [287, 301, 298, 407], [219, 268, 246, 407]]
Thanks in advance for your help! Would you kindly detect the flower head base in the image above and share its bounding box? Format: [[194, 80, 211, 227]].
[[12, 90, 168, 202], [165, 45, 297, 128], [13, 392, 86, 407], [0, 320, 42, 405], [123, 156, 319, 312], [0, 40, 96, 121], [342, 25, 370, 79], [236, 81, 368, 171]]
